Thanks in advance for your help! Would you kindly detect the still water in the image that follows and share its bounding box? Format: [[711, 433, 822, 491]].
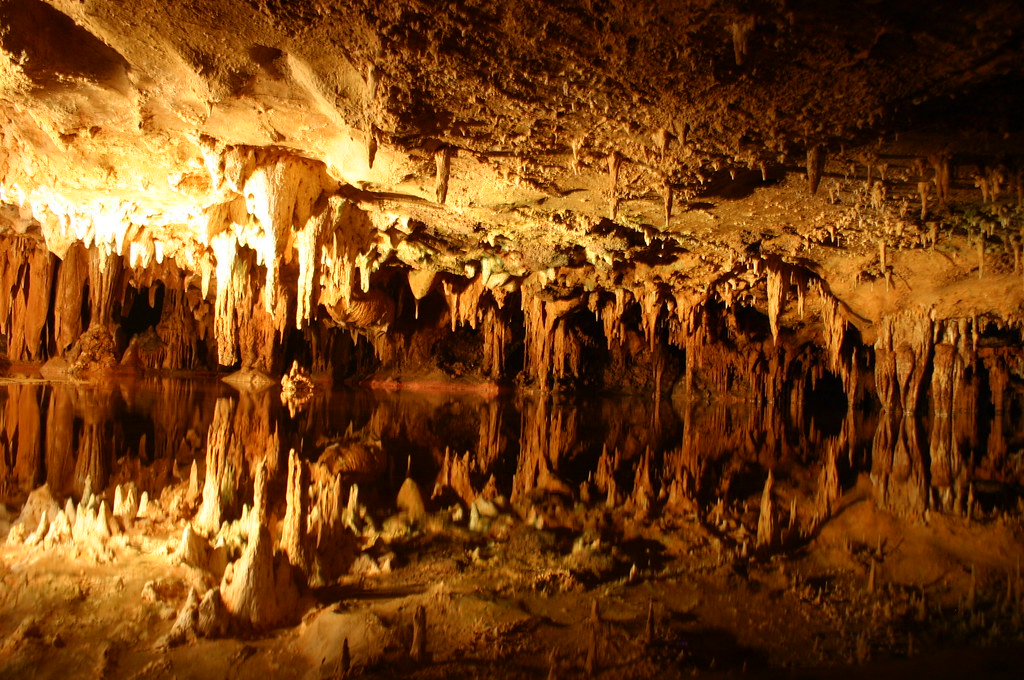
[[0, 377, 1020, 519]]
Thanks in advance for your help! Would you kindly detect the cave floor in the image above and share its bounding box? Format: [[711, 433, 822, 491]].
[[2, 477, 1023, 679]]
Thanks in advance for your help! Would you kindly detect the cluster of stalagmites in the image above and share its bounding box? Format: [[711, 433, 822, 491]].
[[4, 478, 149, 556]]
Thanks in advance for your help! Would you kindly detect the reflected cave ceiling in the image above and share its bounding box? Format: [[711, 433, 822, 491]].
[[1, 0, 1024, 377]]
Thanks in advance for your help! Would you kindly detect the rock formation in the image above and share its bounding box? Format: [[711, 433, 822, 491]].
[[0, 0, 1018, 412]]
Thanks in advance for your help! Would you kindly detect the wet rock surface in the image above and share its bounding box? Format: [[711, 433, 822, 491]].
[[0, 379, 1020, 678]]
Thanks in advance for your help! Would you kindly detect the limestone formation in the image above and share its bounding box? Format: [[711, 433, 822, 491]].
[[397, 478, 427, 523], [197, 588, 230, 639], [1, 4, 1024, 672], [160, 588, 200, 649], [173, 525, 212, 571], [756, 471, 776, 550], [195, 398, 234, 535], [280, 361, 315, 416], [281, 448, 315, 582], [220, 523, 298, 630], [410, 604, 428, 663]]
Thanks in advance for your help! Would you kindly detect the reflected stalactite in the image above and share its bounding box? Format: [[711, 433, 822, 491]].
[[2, 385, 43, 493], [871, 413, 929, 519], [196, 397, 235, 535], [475, 399, 506, 476], [44, 385, 75, 496], [434, 448, 476, 507], [979, 350, 1013, 483], [511, 396, 577, 504], [71, 390, 117, 499], [929, 343, 968, 513]]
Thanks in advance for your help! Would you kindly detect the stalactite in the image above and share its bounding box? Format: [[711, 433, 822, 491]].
[[929, 154, 951, 205], [442, 275, 487, 331], [1, 237, 54, 361], [729, 16, 756, 66], [243, 155, 328, 316], [816, 282, 853, 395], [663, 176, 672, 229], [815, 446, 840, 522], [295, 198, 329, 329], [481, 305, 509, 379], [807, 145, 824, 195], [521, 290, 581, 389], [767, 266, 785, 343], [607, 152, 621, 192], [52, 243, 88, 354], [435, 147, 452, 204], [211, 233, 243, 366], [407, 268, 436, 319], [875, 308, 933, 413]]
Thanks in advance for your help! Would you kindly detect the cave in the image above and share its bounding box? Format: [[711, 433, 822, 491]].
[[1, 1, 1023, 678]]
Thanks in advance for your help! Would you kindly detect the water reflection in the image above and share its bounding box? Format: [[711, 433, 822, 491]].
[[0, 378, 1020, 521]]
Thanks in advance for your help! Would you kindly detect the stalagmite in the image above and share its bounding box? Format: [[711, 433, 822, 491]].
[[220, 522, 297, 630], [42, 509, 72, 548], [249, 457, 269, 538], [756, 471, 775, 550], [160, 588, 199, 648], [174, 524, 211, 570], [187, 461, 200, 508], [397, 477, 427, 522], [197, 588, 229, 639]]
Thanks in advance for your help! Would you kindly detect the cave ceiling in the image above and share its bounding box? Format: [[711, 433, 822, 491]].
[[2, 0, 1024, 376]]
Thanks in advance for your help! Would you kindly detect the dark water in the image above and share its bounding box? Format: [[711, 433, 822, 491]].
[[0, 378, 1021, 520]]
